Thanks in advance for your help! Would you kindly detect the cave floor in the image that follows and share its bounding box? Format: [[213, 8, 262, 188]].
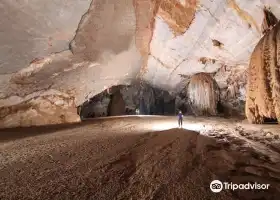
[[0, 116, 280, 200]]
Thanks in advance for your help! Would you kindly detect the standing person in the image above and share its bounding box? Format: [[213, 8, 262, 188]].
[[178, 110, 183, 128]]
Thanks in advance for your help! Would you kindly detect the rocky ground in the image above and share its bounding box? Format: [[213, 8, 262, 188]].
[[0, 116, 280, 200]]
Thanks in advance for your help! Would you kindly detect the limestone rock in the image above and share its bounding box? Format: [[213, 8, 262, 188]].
[[261, 7, 278, 35], [0, 93, 80, 128], [134, 0, 197, 76], [188, 73, 219, 116], [1, 0, 280, 127], [78, 82, 178, 117], [121, 83, 155, 113], [107, 90, 126, 116], [246, 21, 280, 124], [79, 90, 111, 118], [215, 65, 247, 116]]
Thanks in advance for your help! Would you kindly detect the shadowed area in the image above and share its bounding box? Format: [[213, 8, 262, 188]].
[[0, 116, 280, 200]]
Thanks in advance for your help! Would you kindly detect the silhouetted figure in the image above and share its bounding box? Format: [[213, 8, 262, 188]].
[[178, 111, 183, 128]]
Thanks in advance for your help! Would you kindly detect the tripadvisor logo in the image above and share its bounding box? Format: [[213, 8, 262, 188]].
[[210, 180, 270, 193], [210, 180, 223, 193]]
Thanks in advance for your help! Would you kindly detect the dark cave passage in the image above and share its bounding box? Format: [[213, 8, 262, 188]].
[[77, 84, 182, 119], [263, 117, 278, 124]]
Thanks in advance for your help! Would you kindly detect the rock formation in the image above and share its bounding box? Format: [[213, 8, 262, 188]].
[[215, 65, 247, 117], [79, 90, 110, 119], [0, 90, 80, 128], [77, 82, 178, 117], [1, 1, 280, 127], [188, 73, 220, 116], [261, 7, 278, 35], [246, 20, 280, 124], [152, 89, 176, 115], [107, 90, 126, 116], [134, 0, 197, 76]]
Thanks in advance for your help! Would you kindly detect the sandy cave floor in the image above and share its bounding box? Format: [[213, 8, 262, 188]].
[[0, 116, 280, 200]]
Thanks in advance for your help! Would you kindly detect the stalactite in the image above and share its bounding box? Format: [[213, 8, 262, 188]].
[[188, 73, 220, 116], [245, 21, 280, 124]]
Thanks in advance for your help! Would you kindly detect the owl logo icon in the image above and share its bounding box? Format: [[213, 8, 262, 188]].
[[210, 180, 223, 193]]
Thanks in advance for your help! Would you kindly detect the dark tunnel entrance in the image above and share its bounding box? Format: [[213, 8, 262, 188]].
[[76, 82, 249, 121], [77, 84, 184, 119], [263, 117, 278, 124]]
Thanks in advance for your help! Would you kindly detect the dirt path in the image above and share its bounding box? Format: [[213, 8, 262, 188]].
[[0, 116, 280, 200]]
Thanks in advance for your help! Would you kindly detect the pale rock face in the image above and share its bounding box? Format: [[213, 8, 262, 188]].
[[0, 0, 279, 127], [143, 0, 280, 91], [0, 92, 80, 128], [0, 0, 92, 74]]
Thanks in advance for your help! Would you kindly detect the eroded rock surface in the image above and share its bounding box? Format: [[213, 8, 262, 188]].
[[79, 90, 111, 118], [108, 90, 126, 116], [78, 83, 179, 118], [188, 73, 219, 116], [0, 0, 92, 74], [246, 21, 280, 124], [0, 90, 79, 128], [1, 0, 280, 127], [215, 65, 247, 116]]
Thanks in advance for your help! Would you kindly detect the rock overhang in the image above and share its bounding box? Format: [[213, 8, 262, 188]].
[[1, 0, 280, 127], [0, 0, 92, 74]]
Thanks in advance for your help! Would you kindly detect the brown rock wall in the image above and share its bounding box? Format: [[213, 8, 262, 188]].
[[246, 22, 280, 123], [0, 94, 80, 128]]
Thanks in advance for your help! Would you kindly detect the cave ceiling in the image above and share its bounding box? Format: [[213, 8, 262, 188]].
[[1, 0, 280, 106]]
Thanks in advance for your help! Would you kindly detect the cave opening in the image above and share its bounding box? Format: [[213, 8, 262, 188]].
[[77, 79, 230, 120], [263, 117, 278, 124], [77, 83, 184, 119]]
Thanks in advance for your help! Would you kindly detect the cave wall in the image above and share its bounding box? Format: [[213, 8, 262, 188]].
[[1, 0, 280, 127], [78, 82, 178, 117], [79, 86, 130, 118], [79, 90, 110, 119], [139, 98, 149, 115], [175, 67, 247, 117], [0, 0, 92, 74], [77, 72, 249, 119], [0, 90, 79, 128], [120, 85, 139, 112], [152, 89, 176, 115], [214, 65, 247, 117], [107, 90, 126, 116], [0, 0, 141, 128]]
